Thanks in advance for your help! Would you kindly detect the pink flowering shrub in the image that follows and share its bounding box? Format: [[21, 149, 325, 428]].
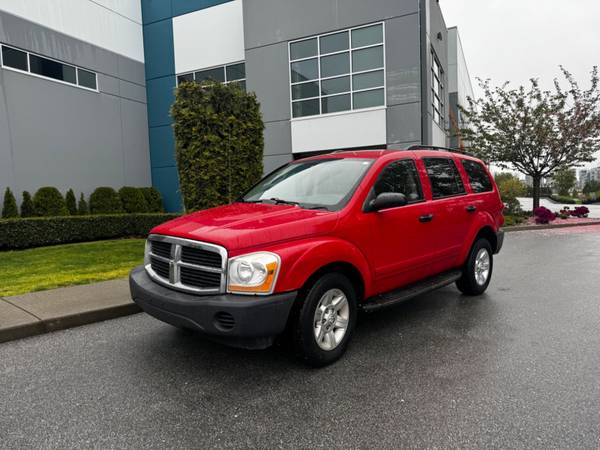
[[533, 206, 557, 224], [570, 206, 590, 218]]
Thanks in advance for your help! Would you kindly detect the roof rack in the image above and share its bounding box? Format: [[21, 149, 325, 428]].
[[407, 145, 474, 157]]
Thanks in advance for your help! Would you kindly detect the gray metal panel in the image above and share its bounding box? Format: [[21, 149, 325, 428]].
[[0, 69, 14, 189], [263, 121, 292, 157], [385, 13, 421, 107], [117, 55, 146, 87], [119, 79, 147, 103], [121, 99, 152, 187], [244, 0, 419, 49], [386, 102, 421, 145], [263, 154, 293, 175], [245, 42, 291, 123]]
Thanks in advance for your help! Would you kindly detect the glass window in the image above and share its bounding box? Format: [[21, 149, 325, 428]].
[[322, 94, 351, 114], [353, 70, 384, 91], [292, 81, 319, 100], [292, 98, 320, 118], [351, 24, 384, 48], [352, 46, 384, 72], [321, 76, 350, 95], [29, 54, 76, 84], [242, 158, 374, 210], [1, 46, 28, 71], [320, 31, 348, 55], [353, 89, 384, 109], [373, 160, 423, 202], [431, 49, 444, 126], [226, 63, 245, 81], [195, 67, 225, 83], [320, 52, 349, 78], [290, 38, 318, 60], [289, 22, 385, 118], [77, 68, 97, 90], [461, 160, 493, 193], [177, 73, 194, 84], [291, 59, 318, 83], [424, 158, 465, 198]]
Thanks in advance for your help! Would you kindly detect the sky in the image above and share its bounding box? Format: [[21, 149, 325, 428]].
[[439, 0, 600, 169]]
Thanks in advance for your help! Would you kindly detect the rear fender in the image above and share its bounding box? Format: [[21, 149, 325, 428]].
[[457, 212, 498, 266]]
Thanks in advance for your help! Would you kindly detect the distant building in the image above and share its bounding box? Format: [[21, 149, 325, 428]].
[[579, 166, 600, 188]]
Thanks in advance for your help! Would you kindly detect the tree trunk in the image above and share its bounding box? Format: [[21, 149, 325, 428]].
[[532, 176, 541, 210]]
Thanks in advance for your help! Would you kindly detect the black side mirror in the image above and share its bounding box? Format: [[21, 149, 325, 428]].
[[368, 193, 407, 212]]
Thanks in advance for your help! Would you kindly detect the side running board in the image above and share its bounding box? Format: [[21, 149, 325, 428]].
[[361, 269, 462, 313]]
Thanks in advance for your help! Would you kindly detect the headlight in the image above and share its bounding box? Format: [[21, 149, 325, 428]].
[[227, 252, 280, 295]]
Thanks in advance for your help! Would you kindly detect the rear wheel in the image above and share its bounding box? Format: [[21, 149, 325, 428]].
[[456, 238, 493, 296], [292, 273, 357, 367]]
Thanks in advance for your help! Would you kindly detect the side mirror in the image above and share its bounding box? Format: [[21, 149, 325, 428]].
[[368, 193, 407, 212]]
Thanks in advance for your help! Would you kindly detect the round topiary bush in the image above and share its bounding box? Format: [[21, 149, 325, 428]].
[[33, 187, 69, 217], [141, 187, 164, 213], [89, 187, 123, 214], [118, 187, 149, 213]]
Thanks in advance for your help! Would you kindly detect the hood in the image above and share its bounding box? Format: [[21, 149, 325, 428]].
[[150, 202, 339, 252]]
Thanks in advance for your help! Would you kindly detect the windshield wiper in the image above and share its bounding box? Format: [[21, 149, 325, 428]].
[[266, 198, 301, 206]]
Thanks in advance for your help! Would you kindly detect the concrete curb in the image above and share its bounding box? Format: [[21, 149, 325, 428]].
[[0, 278, 140, 344], [504, 220, 600, 232]]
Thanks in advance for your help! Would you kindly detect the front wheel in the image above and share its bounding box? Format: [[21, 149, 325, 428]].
[[292, 273, 357, 367], [456, 238, 493, 296]]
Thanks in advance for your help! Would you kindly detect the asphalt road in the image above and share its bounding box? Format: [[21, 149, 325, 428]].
[[1, 228, 600, 449]]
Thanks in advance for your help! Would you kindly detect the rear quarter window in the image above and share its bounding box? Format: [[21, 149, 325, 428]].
[[423, 158, 466, 199], [461, 159, 493, 193]]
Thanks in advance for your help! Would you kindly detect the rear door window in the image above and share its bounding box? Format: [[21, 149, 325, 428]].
[[423, 158, 466, 199], [373, 159, 424, 203], [461, 159, 493, 193]]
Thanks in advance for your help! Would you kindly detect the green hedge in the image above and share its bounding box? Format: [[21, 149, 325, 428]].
[[119, 186, 149, 213], [549, 194, 577, 204], [0, 213, 179, 250], [90, 187, 123, 214]]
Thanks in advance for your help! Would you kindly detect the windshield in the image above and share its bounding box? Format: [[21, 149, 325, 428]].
[[242, 158, 373, 210]]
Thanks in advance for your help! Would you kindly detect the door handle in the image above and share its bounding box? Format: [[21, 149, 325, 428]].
[[419, 214, 434, 223], [466, 205, 477, 213]]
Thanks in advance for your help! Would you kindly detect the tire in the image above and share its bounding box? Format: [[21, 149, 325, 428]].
[[292, 273, 357, 367], [456, 238, 493, 296]]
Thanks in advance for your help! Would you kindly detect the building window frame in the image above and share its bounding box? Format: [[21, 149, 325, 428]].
[[288, 22, 387, 120], [431, 49, 444, 127], [0, 43, 99, 92], [176, 61, 246, 91]]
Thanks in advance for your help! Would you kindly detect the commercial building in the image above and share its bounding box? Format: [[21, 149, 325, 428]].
[[0, 0, 473, 212]]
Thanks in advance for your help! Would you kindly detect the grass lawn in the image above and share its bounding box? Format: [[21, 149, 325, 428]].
[[0, 239, 145, 297]]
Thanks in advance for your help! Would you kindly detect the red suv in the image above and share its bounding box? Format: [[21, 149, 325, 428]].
[[130, 147, 504, 366]]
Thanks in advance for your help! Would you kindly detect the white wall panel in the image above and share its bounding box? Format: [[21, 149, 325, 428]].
[[173, 0, 245, 74], [291, 109, 387, 154], [0, 0, 143, 61]]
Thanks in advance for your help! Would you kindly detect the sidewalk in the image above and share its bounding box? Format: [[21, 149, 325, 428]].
[[0, 278, 139, 344]]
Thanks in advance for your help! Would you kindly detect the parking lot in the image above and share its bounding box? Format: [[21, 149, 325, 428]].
[[1, 227, 600, 449]]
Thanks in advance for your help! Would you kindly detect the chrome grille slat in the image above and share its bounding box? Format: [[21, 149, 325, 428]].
[[144, 234, 228, 295]]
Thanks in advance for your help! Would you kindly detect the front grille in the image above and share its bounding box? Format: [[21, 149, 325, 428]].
[[150, 256, 170, 279], [151, 241, 172, 259], [180, 267, 222, 288], [145, 235, 227, 294], [181, 246, 222, 268]]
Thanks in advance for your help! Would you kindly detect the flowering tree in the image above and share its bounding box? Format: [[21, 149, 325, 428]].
[[459, 67, 600, 209]]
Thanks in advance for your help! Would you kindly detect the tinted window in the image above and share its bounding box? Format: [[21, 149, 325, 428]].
[[195, 67, 225, 83], [461, 159, 493, 193], [373, 160, 423, 202], [423, 158, 465, 198], [29, 54, 76, 84], [77, 68, 97, 90], [1, 46, 28, 71]]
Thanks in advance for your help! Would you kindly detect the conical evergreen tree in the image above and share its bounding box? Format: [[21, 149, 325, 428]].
[[2, 187, 18, 218]]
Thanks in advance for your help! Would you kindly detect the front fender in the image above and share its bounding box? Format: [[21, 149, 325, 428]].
[[263, 237, 373, 297]]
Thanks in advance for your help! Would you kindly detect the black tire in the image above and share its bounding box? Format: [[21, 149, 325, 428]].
[[292, 273, 357, 367], [456, 238, 493, 296]]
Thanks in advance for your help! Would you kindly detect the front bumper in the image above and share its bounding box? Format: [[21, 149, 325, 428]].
[[129, 266, 296, 349], [494, 230, 505, 254]]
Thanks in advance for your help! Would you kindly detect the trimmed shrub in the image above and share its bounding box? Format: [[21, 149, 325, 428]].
[[89, 187, 123, 214], [533, 206, 556, 224], [0, 213, 179, 250], [549, 194, 576, 204], [33, 187, 68, 217], [78, 193, 89, 215], [141, 187, 164, 213], [2, 187, 19, 218], [20, 191, 35, 218], [118, 187, 149, 213], [65, 189, 77, 215], [571, 206, 590, 218], [172, 81, 264, 211]]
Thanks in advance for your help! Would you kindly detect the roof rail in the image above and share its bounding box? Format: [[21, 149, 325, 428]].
[[407, 145, 475, 157]]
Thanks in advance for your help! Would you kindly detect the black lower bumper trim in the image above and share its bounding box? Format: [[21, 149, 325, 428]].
[[129, 266, 297, 349], [495, 229, 505, 254]]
